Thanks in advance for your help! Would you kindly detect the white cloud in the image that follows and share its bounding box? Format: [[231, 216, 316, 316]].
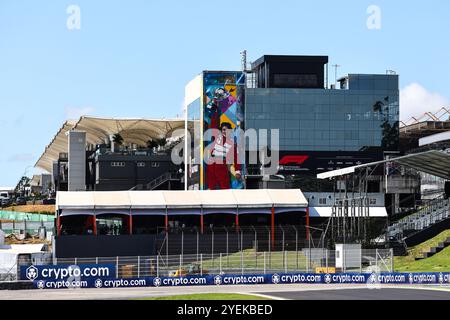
[[400, 83, 449, 122], [65, 106, 95, 120], [8, 153, 34, 163]]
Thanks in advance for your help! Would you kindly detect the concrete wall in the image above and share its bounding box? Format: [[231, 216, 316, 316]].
[[68, 131, 86, 191], [55, 235, 157, 258], [52, 161, 58, 191], [405, 218, 450, 247], [94, 153, 181, 191], [41, 174, 53, 194]]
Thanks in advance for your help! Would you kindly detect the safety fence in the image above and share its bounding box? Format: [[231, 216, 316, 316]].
[[0, 211, 54, 222], [3, 248, 394, 283], [0, 220, 54, 236], [154, 225, 314, 256]]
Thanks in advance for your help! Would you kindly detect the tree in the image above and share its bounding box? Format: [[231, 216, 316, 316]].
[[146, 139, 159, 149], [157, 137, 167, 147], [372, 98, 399, 152], [46, 181, 54, 195], [15, 176, 31, 195], [113, 133, 124, 146]]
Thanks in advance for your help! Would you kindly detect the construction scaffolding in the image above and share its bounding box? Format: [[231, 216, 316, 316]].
[[327, 167, 372, 246]]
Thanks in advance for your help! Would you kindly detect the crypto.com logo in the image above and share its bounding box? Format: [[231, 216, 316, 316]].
[[26, 266, 38, 281], [365, 266, 382, 290], [170, 128, 281, 175], [95, 279, 103, 288], [37, 280, 45, 290], [153, 277, 162, 287], [272, 274, 280, 285]]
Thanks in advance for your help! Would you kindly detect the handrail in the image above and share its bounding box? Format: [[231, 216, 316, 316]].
[[146, 172, 181, 190], [387, 197, 450, 239]]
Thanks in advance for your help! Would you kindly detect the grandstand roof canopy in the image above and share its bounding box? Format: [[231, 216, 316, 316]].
[[317, 150, 450, 180], [56, 189, 309, 215], [400, 107, 450, 139], [400, 121, 450, 139], [35, 116, 185, 173]]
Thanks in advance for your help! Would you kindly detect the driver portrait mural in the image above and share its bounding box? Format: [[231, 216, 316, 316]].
[[203, 72, 245, 190]]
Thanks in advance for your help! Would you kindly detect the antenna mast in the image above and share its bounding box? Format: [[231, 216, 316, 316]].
[[332, 64, 341, 87], [240, 50, 247, 72]]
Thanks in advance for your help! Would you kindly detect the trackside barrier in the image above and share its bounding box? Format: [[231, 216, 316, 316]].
[[15, 249, 393, 279], [8, 248, 396, 285], [18, 265, 450, 290]]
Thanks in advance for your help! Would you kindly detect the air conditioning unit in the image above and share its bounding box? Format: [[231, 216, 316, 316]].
[[335, 244, 361, 270]]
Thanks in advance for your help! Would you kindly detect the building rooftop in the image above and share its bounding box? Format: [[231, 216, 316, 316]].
[[35, 116, 185, 173], [251, 55, 329, 69]]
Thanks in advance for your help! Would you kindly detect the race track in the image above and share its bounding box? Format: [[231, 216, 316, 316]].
[[1, 284, 449, 300]]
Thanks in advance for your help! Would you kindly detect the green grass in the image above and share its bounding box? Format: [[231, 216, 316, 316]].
[[138, 293, 270, 300], [161, 249, 313, 276], [394, 229, 450, 272], [200, 249, 311, 271]]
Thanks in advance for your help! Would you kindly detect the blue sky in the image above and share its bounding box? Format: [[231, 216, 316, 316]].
[[0, 0, 449, 187]]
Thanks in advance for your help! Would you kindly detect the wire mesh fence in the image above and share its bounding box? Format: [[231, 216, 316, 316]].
[[154, 225, 316, 257], [0, 220, 54, 236], [6, 248, 393, 282], [0, 264, 19, 282]]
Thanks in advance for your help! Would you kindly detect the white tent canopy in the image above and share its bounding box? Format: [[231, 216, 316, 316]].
[[56, 189, 309, 216], [35, 116, 185, 173]]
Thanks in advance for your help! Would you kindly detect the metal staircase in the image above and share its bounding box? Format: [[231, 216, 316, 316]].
[[146, 172, 181, 190], [415, 237, 450, 260], [130, 172, 182, 191]]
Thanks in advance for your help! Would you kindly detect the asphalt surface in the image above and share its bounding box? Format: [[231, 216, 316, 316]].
[[261, 288, 450, 300], [1, 284, 449, 300]]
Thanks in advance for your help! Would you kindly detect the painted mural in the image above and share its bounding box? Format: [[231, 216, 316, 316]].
[[203, 72, 246, 190]]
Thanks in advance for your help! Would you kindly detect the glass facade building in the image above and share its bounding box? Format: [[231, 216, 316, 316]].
[[186, 97, 201, 189], [185, 56, 400, 193], [246, 74, 399, 153]]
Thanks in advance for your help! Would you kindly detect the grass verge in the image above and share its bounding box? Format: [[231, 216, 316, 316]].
[[137, 293, 271, 300], [200, 249, 311, 271], [394, 229, 450, 272]]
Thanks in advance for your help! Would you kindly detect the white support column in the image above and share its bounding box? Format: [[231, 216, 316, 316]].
[[138, 256, 140, 278], [263, 252, 266, 274]]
